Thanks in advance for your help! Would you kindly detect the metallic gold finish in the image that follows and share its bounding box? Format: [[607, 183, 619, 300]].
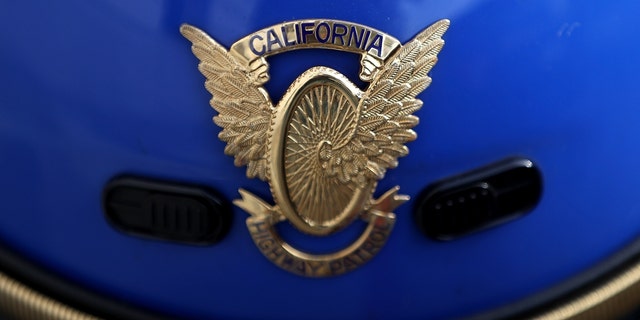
[[181, 19, 449, 276], [0, 272, 97, 320], [532, 258, 640, 320], [243, 187, 405, 277], [227, 19, 402, 82], [270, 67, 373, 235]]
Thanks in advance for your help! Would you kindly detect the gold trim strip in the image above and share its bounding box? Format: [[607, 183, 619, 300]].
[[0, 271, 97, 320], [0, 251, 638, 319], [533, 259, 640, 320]]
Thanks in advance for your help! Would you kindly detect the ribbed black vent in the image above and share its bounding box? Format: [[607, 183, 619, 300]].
[[103, 177, 232, 245], [414, 158, 542, 240]]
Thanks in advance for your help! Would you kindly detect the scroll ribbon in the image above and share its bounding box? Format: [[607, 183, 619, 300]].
[[235, 187, 408, 277]]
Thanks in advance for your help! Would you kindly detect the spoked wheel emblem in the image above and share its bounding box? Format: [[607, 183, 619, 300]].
[[181, 19, 449, 277]]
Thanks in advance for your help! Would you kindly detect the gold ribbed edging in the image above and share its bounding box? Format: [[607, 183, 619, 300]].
[[0, 256, 638, 319], [0, 272, 97, 320], [533, 259, 640, 320]]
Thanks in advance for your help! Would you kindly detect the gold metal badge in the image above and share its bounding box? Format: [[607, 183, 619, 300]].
[[181, 19, 449, 277]]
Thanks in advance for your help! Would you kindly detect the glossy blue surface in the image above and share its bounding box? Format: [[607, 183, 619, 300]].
[[1, 1, 640, 319]]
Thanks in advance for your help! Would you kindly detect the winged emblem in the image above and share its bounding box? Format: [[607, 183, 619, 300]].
[[181, 19, 449, 276], [181, 25, 273, 181]]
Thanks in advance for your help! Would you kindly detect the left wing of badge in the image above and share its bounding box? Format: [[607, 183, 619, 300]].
[[180, 24, 273, 181]]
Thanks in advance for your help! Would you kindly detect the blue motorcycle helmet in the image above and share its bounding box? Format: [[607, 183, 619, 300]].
[[1, 1, 640, 319]]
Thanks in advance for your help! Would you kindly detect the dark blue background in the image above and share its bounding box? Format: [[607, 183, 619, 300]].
[[1, 1, 639, 319]]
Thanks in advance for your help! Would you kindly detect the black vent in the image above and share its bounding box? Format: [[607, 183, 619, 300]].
[[414, 157, 542, 240], [103, 177, 232, 245]]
